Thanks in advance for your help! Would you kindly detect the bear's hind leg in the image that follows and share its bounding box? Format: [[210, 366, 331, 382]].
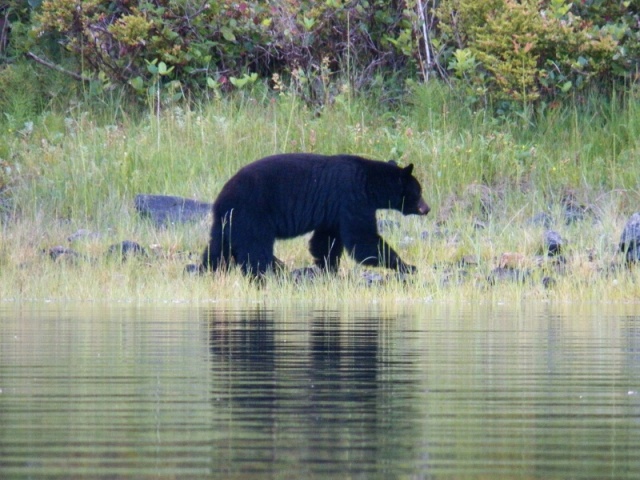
[[233, 235, 276, 277], [309, 229, 344, 272], [201, 221, 230, 272]]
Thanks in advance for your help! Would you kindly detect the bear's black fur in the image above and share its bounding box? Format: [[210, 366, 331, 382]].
[[200, 153, 430, 276]]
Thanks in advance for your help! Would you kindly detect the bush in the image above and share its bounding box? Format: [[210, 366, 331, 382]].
[[436, 0, 638, 108], [30, 0, 413, 103], [2, 0, 638, 108]]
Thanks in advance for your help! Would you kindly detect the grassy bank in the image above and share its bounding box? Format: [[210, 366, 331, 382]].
[[1, 83, 639, 303]]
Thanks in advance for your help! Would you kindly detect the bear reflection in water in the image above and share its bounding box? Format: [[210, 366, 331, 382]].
[[205, 308, 424, 473], [207, 308, 381, 413]]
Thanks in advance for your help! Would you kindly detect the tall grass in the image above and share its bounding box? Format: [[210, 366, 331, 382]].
[[1, 82, 639, 303]]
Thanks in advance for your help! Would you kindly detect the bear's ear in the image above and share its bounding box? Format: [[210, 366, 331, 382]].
[[402, 164, 414, 176], [387, 160, 398, 166]]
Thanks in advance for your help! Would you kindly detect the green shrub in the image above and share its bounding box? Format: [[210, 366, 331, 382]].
[[3, 0, 638, 109], [32, 0, 412, 103], [436, 0, 632, 108]]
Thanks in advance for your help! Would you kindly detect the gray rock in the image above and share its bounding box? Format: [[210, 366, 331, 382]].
[[544, 230, 564, 256], [135, 194, 212, 226], [292, 266, 321, 283], [361, 271, 386, 286], [542, 276, 557, 289], [619, 212, 640, 263], [107, 240, 147, 261], [561, 195, 589, 225], [184, 263, 202, 275], [487, 267, 530, 285], [44, 246, 84, 264], [421, 229, 446, 240], [564, 204, 587, 224]]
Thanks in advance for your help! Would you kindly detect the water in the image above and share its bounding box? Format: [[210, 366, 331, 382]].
[[1, 303, 639, 479]]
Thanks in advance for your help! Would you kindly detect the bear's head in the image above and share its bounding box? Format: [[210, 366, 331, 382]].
[[390, 163, 430, 216]]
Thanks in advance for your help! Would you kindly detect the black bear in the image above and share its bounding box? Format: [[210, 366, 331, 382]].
[[200, 153, 430, 276]]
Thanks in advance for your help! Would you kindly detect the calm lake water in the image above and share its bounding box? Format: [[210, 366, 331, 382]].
[[1, 302, 639, 479]]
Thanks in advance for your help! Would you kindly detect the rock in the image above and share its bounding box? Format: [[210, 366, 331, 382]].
[[487, 267, 530, 285], [291, 266, 321, 283], [361, 271, 386, 286], [542, 276, 557, 289], [44, 246, 83, 263], [544, 230, 564, 256], [184, 263, 202, 275], [561, 193, 589, 225], [487, 252, 533, 285], [421, 228, 447, 240], [619, 212, 640, 263], [563, 203, 587, 224], [135, 194, 212, 226], [107, 240, 147, 261], [439, 266, 469, 287]]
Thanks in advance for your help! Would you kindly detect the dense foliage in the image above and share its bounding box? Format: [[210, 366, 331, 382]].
[[438, 0, 639, 107], [1, 0, 638, 110]]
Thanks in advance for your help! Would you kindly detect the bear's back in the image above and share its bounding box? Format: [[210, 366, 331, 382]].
[[215, 153, 372, 237], [222, 153, 366, 202]]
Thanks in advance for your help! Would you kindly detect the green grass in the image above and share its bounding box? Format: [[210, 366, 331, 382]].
[[1, 82, 639, 303]]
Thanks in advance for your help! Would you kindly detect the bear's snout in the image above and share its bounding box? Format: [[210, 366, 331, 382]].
[[417, 197, 430, 215]]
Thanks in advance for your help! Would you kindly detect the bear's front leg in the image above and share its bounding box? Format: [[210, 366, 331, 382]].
[[343, 228, 416, 273], [372, 237, 417, 273]]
